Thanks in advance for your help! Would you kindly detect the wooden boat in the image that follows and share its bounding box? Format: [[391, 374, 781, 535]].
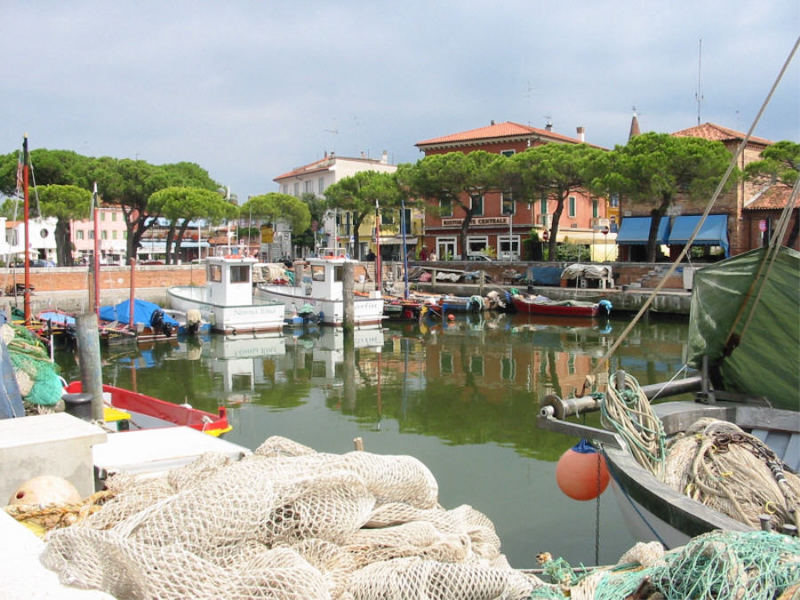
[[255, 253, 384, 327], [539, 246, 800, 549], [383, 296, 423, 320], [98, 298, 183, 344], [168, 255, 285, 334], [512, 294, 612, 317], [63, 381, 232, 437]]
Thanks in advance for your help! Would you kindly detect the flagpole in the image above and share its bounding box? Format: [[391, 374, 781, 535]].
[[22, 135, 31, 325], [375, 200, 381, 293], [92, 183, 100, 315]]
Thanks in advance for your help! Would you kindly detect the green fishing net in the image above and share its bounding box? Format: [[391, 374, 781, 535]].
[[4, 323, 62, 406]]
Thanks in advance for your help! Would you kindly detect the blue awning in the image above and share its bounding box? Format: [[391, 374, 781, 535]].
[[668, 215, 729, 257], [616, 217, 668, 245]]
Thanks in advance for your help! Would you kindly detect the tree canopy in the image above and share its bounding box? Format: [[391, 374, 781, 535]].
[[36, 184, 93, 266], [324, 171, 401, 259], [744, 140, 800, 186], [406, 151, 500, 259], [240, 192, 312, 235], [595, 132, 732, 261]]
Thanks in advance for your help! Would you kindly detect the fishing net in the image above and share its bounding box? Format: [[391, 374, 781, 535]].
[[40, 436, 546, 599], [661, 417, 800, 532], [530, 530, 800, 600], [2, 322, 62, 407]]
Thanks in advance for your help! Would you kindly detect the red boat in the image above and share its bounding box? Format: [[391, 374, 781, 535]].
[[63, 381, 231, 437], [512, 294, 612, 318]]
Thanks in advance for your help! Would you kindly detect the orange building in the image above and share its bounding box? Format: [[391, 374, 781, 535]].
[[415, 121, 612, 261]]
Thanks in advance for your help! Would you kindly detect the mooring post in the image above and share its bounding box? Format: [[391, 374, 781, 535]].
[[76, 313, 104, 422], [343, 261, 354, 331]]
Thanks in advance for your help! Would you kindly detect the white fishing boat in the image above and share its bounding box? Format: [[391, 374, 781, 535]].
[[167, 255, 284, 334], [255, 252, 384, 326]]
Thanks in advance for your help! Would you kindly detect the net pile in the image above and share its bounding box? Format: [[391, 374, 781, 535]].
[[660, 417, 800, 532], [531, 530, 800, 600], [41, 436, 545, 599], [2, 322, 62, 408]]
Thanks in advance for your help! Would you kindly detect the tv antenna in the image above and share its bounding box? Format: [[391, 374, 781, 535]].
[[695, 38, 704, 126]]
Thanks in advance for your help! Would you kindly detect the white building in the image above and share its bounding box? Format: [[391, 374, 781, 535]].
[[274, 151, 397, 255], [3, 217, 57, 265]]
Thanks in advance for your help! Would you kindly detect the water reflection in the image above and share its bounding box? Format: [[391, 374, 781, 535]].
[[53, 312, 691, 568]]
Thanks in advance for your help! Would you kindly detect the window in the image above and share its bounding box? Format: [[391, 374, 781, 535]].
[[112, 212, 117, 221], [318, 177, 324, 195], [402, 208, 412, 234], [382, 210, 395, 226], [540, 197, 547, 215], [112, 231, 117, 240], [304, 180, 313, 194], [101, 212, 106, 221], [282, 185, 288, 194], [501, 357, 516, 380], [230, 265, 250, 284], [440, 352, 453, 374], [498, 235, 519, 260], [311, 265, 325, 281], [470, 193, 483, 216], [293, 182, 300, 196], [592, 198, 599, 219], [568, 196, 576, 218], [76, 230, 84, 240], [502, 191, 514, 215], [88, 231, 95, 240], [101, 231, 108, 240], [609, 193, 619, 208], [500, 149, 515, 157], [436, 236, 457, 260], [207, 264, 222, 282], [470, 355, 484, 376], [439, 199, 452, 217], [467, 236, 489, 256]]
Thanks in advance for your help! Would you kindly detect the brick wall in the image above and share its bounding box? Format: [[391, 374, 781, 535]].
[[0, 264, 207, 294]]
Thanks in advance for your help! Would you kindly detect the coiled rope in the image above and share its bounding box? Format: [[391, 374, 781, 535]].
[[601, 371, 666, 477]]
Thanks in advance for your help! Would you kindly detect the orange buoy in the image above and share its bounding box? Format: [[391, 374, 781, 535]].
[[447, 314, 455, 321], [555, 439, 610, 501]]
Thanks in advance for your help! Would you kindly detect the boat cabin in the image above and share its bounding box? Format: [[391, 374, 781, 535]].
[[206, 255, 257, 306], [302, 251, 381, 300]]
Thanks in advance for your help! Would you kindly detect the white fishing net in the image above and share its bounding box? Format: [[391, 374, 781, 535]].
[[41, 436, 545, 599]]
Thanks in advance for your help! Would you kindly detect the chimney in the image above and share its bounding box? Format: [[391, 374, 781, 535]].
[[360, 151, 366, 159], [490, 120, 495, 125], [577, 126, 585, 142], [380, 150, 388, 164], [629, 111, 641, 140], [545, 120, 552, 132]]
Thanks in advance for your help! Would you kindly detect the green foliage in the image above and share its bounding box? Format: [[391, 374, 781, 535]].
[[37, 184, 92, 266], [240, 192, 311, 235], [595, 132, 732, 261], [745, 140, 799, 186]]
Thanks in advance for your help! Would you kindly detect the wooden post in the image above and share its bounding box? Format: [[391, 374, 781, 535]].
[[353, 437, 364, 451], [342, 261, 354, 331], [76, 313, 104, 422]]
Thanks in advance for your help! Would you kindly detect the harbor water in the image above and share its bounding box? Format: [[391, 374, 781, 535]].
[[53, 311, 691, 568]]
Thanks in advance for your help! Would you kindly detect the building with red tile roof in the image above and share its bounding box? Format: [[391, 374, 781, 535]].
[[415, 121, 612, 261]]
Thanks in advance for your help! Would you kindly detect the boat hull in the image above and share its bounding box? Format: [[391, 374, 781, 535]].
[[168, 286, 284, 334], [64, 381, 231, 436], [602, 401, 799, 549], [255, 285, 384, 326], [512, 296, 599, 317]]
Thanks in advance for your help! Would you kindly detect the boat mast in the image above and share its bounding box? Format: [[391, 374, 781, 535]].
[[22, 135, 31, 325], [375, 200, 381, 293], [91, 182, 100, 315], [401, 197, 409, 299]]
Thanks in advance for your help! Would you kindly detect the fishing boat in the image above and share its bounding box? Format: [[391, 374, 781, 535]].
[[167, 255, 285, 334], [383, 296, 423, 320], [62, 381, 231, 437], [512, 293, 612, 317], [254, 252, 384, 326], [97, 298, 183, 344]]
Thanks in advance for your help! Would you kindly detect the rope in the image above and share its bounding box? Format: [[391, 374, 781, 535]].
[[601, 371, 666, 476]]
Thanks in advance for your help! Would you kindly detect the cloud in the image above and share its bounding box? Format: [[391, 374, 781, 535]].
[[1, 1, 797, 200]]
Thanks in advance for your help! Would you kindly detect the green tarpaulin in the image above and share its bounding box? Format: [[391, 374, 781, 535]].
[[688, 246, 800, 410]]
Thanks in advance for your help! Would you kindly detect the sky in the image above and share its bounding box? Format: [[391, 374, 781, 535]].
[[1, 1, 798, 203]]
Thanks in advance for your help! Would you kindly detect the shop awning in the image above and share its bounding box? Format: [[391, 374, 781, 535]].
[[616, 217, 668, 245], [668, 215, 729, 257], [379, 236, 418, 245]]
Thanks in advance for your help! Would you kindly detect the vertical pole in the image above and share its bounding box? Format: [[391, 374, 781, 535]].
[[401, 198, 409, 299], [342, 261, 354, 331], [375, 200, 381, 293], [76, 313, 104, 422], [92, 183, 100, 315], [129, 259, 136, 332], [22, 136, 31, 325]]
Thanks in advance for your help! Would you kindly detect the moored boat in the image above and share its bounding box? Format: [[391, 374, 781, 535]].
[[63, 381, 232, 437], [167, 255, 285, 335], [255, 253, 384, 326], [512, 294, 612, 317]]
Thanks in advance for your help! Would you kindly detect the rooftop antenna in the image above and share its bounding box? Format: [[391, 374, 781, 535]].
[[695, 38, 704, 126]]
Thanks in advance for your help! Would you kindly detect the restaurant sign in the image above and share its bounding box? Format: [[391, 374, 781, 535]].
[[441, 216, 511, 227]]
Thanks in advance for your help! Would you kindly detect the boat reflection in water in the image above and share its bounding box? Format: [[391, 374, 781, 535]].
[[54, 313, 689, 569]]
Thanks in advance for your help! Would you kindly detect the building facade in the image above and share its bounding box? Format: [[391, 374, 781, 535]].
[[415, 121, 612, 261], [70, 205, 128, 265], [274, 151, 400, 258]]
